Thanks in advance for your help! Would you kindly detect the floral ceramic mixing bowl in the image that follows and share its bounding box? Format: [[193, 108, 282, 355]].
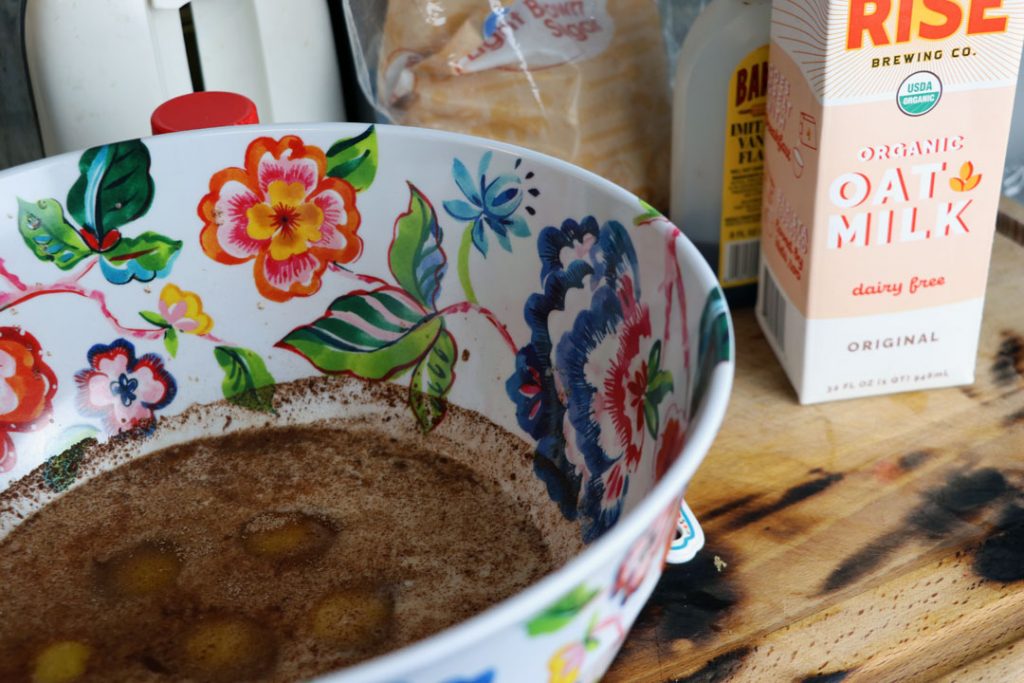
[[0, 123, 733, 682]]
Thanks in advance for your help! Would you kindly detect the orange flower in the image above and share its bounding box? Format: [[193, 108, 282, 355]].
[[199, 136, 362, 302], [0, 327, 58, 472]]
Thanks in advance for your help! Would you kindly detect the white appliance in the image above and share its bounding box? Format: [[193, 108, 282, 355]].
[[24, 0, 347, 155]]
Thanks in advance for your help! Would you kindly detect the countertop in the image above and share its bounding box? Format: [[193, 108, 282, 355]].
[[605, 205, 1024, 682]]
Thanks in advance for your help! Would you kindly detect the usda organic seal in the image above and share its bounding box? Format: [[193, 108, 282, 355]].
[[897, 71, 942, 116]]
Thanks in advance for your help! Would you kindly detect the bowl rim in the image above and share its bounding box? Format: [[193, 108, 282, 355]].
[[0, 122, 735, 682]]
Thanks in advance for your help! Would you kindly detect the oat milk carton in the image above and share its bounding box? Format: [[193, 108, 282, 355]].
[[758, 0, 1024, 403]]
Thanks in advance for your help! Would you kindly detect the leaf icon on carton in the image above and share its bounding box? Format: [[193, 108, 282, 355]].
[[950, 162, 982, 192]]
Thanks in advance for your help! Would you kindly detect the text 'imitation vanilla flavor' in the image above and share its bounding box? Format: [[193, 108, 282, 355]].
[[758, 0, 1024, 403]]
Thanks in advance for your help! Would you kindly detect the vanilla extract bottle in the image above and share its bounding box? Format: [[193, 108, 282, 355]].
[[670, 0, 771, 307]]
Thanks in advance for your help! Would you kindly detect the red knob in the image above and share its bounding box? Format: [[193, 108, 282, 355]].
[[150, 91, 259, 135]]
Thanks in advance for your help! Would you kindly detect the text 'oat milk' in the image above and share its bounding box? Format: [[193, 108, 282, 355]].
[[758, 0, 1024, 403]]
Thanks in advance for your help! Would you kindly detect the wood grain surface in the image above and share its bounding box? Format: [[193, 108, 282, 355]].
[[605, 228, 1024, 683]]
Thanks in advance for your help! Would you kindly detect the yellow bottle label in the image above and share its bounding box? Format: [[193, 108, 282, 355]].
[[718, 44, 769, 287]]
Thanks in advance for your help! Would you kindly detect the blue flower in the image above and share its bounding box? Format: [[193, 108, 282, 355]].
[[110, 373, 139, 407], [443, 152, 530, 256], [506, 216, 658, 542], [506, 218, 598, 522]]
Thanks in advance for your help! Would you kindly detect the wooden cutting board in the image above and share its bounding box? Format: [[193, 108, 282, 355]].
[[605, 205, 1024, 683]]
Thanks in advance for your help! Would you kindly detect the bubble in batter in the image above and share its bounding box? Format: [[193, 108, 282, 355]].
[[310, 584, 395, 650], [96, 541, 181, 597], [240, 511, 337, 562], [31, 641, 91, 683], [181, 615, 276, 681]]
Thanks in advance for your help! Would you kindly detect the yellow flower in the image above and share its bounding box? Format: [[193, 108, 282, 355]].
[[245, 180, 325, 260], [547, 643, 584, 683], [158, 284, 214, 335]]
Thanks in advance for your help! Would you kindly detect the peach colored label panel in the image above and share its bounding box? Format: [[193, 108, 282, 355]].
[[762, 43, 818, 315], [805, 86, 1012, 318]]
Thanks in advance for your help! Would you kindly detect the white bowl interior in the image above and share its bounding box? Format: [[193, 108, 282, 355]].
[[0, 123, 734, 682]]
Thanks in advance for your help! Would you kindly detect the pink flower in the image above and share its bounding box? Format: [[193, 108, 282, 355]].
[[546, 615, 626, 683], [74, 339, 176, 434], [612, 502, 678, 602], [548, 642, 585, 683]]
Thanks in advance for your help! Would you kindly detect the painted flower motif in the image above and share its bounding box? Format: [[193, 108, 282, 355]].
[[548, 641, 586, 683], [546, 614, 625, 683], [612, 502, 678, 603], [654, 404, 687, 483], [157, 284, 213, 335], [0, 328, 58, 472], [443, 151, 530, 255], [506, 217, 674, 541], [199, 136, 362, 302], [75, 339, 176, 434]]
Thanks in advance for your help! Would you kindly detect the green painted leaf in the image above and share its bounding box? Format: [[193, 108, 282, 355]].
[[389, 184, 447, 310], [326, 125, 377, 192], [100, 232, 182, 284], [17, 198, 92, 269], [164, 327, 179, 358], [648, 339, 662, 371], [644, 341, 674, 439], [692, 288, 732, 413], [526, 584, 600, 636], [646, 342, 673, 401], [277, 287, 439, 379], [140, 310, 169, 327], [582, 610, 601, 650], [633, 197, 663, 225], [646, 371, 673, 405], [283, 318, 441, 379], [67, 140, 154, 238], [698, 288, 732, 363], [213, 346, 277, 414], [644, 401, 660, 440], [586, 611, 600, 634], [409, 327, 457, 433]]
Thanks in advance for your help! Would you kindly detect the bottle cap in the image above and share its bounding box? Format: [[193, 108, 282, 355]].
[[150, 91, 259, 135]]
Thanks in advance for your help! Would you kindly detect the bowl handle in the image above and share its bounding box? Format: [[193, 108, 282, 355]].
[[665, 499, 705, 564]]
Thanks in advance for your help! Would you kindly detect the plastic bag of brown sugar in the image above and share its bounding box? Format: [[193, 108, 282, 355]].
[[342, 0, 672, 211]]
